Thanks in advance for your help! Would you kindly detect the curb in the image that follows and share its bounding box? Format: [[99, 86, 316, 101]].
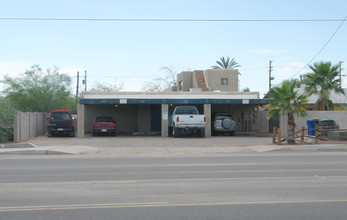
[[0, 145, 98, 155]]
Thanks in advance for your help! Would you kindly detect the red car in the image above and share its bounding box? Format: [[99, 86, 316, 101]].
[[92, 116, 116, 136]]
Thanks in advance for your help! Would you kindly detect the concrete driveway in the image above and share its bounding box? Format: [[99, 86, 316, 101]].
[[22, 134, 273, 155]]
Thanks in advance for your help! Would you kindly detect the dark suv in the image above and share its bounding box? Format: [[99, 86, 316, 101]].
[[47, 110, 75, 137], [212, 113, 236, 136]]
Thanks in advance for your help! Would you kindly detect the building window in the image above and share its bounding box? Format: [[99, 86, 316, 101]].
[[179, 81, 183, 90], [221, 78, 228, 86]]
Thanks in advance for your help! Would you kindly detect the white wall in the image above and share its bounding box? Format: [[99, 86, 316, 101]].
[[13, 112, 49, 142], [280, 111, 347, 136]]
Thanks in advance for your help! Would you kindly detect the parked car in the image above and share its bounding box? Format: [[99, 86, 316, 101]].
[[47, 110, 75, 137], [92, 116, 116, 136], [212, 113, 236, 136], [168, 106, 206, 137]]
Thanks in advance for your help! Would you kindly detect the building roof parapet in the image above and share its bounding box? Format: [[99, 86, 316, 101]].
[[82, 91, 260, 99]]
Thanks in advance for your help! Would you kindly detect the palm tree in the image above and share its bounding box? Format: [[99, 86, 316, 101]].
[[211, 57, 241, 70], [300, 61, 345, 111], [267, 80, 307, 145]]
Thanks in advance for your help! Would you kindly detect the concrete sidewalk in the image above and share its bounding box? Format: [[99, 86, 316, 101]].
[[1, 135, 347, 156]]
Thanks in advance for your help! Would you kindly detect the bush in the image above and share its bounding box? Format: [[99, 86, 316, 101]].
[[0, 98, 16, 143]]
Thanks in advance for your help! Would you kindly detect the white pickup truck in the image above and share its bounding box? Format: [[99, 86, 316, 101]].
[[168, 106, 206, 137]]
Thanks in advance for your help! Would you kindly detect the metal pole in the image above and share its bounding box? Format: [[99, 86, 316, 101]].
[[339, 61, 343, 88], [84, 70, 87, 91], [76, 71, 79, 99], [269, 61, 272, 91]]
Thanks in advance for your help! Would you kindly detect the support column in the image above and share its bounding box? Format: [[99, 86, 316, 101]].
[[161, 104, 169, 137], [77, 104, 85, 138], [204, 104, 211, 137]]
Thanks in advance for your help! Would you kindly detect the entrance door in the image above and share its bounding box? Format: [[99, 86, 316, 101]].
[[151, 105, 162, 132]]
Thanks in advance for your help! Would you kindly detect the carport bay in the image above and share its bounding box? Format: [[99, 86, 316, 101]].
[[77, 92, 273, 137], [84, 104, 161, 135]]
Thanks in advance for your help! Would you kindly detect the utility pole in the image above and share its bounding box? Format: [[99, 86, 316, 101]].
[[339, 61, 344, 88], [84, 70, 87, 91], [268, 61, 274, 91], [76, 71, 80, 99]]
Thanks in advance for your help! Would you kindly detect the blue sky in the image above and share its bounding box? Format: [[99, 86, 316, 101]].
[[1, 0, 346, 96]]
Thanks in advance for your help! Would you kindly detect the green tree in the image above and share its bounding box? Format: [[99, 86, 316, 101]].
[[300, 61, 344, 111], [211, 56, 241, 71], [0, 97, 17, 143], [267, 80, 307, 145], [1, 65, 77, 113], [242, 87, 250, 92]]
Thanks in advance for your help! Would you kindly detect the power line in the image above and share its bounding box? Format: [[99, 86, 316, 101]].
[[71, 75, 161, 78], [239, 66, 268, 70], [0, 17, 346, 22], [289, 15, 347, 79]]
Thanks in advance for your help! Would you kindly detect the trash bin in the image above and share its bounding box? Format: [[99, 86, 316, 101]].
[[306, 119, 314, 136]]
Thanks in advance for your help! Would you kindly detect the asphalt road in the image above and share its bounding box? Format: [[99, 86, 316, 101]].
[[1, 153, 347, 219]]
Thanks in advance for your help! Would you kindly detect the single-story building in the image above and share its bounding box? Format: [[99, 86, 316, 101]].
[[77, 91, 273, 137], [77, 69, 274, 137]]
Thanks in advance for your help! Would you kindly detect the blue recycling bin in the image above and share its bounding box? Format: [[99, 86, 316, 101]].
[[306, 119, 314, 136]]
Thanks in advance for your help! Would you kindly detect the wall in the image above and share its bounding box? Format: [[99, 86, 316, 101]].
[[176, 71, 193, 91], [257, 111, 270, 134], [13, 112, 50, 142], [204, 69, 239, 92], [280, 111, 347, 136], [137, 105, 151, 133], [175, 69, 239, 92]]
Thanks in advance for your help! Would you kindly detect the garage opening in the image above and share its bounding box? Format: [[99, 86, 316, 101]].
[[150, 104, 161, 132], [211, 104, 258, 135], [85, 104, 161, 135]]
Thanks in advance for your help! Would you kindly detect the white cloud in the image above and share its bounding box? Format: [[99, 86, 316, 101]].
[[58, 66, 86, 78], [277, 62, 306, 76], [0, 62, 84, 80], [123, 81, 143, 91], [0, 61, 31, 79]]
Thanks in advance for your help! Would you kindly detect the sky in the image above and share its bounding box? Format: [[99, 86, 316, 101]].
[[1, 0, 347, 97]]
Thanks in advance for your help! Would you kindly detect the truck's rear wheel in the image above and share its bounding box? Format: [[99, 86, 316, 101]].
[[173, 127, 179, 138], [199, 129, 205, 138], [70, 130, 75, 137]]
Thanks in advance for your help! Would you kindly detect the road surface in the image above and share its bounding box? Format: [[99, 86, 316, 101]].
[[1, 152, 347, 219]]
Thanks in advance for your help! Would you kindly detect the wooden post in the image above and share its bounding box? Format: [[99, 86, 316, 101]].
[[301, 126, 305, 143], [277, 128, 281, 145], [272, 127, 277, 144], [315, 125, 318, 144]]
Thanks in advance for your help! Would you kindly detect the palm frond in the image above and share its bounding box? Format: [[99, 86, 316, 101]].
[[301, 61, 342, 110], [211, 56, 241, 69]]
